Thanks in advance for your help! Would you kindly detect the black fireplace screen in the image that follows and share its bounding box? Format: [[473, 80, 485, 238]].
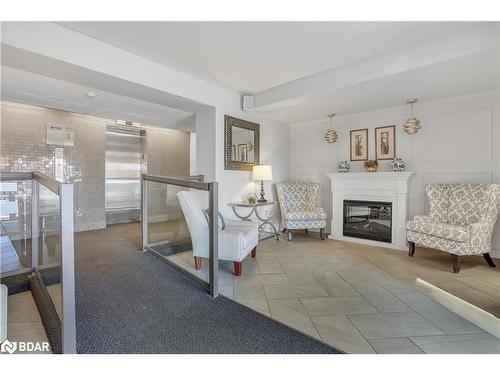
[[343, 200, 392, 243]]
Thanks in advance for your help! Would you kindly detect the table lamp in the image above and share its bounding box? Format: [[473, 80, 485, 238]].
[[253, 165, 273, 203]]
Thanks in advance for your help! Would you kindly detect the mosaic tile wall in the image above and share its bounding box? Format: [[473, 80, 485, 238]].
[[1, 101, 190, 233], [142, 124, 191, 223]]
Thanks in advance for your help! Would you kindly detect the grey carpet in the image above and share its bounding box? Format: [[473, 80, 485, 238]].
[[75, 223, 340, 354]]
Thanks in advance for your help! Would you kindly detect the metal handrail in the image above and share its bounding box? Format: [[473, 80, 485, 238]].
[[142, 174, 206, 190], [0, 171, 32, 180], [141, 173, 218, 297], [32, 171, 63, 195]]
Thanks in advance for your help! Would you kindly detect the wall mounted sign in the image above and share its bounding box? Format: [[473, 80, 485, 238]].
[[47, 124, 74, 146]]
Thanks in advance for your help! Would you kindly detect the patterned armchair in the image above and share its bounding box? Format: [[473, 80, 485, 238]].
[[406, 183, 500, 273], [276, 182, 327, 241]]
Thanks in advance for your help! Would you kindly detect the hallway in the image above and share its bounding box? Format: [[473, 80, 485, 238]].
[[72, 223, 339, 353]]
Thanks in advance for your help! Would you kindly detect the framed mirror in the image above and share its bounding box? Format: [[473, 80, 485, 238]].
[[224, 115, 260, 171]]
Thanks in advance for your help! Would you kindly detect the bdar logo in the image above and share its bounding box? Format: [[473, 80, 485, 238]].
[[1, 339, 17, 354]]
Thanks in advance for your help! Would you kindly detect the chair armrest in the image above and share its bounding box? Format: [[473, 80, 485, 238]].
[[467, 222, 495, 254]]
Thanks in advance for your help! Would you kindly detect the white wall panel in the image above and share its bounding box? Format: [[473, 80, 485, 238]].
[[289, 92, 500, 257], [423, 108, 492, 162]]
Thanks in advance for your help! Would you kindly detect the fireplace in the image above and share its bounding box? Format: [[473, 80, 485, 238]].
[[326, 172, 413, 249], [343, 200, 392, 243]]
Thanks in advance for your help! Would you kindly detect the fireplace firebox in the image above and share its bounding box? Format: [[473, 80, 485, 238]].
[[343, 200, 392, 243]]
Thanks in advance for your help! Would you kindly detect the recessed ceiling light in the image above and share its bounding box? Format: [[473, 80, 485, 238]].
[[85, 91, 97, 98]]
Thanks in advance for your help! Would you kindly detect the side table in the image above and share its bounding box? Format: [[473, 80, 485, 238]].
[[228, 201, 279, 240]]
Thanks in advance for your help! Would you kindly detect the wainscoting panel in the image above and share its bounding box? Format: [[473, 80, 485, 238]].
[[293, 130, 332, 168], [422, 108, 492, 163]]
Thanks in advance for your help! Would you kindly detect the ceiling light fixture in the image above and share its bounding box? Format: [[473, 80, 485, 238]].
[[325, 114, 338, 143], [85, 91, 97, 98], [404, 99, 421, 135]]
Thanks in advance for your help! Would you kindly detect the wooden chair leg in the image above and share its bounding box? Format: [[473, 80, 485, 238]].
[[194, 256, 202, 270], [452, 255, 461, 274], [408, 241, 416, 257], [234, 261, 242, 276], [281, 228, 287, 233], [305, 229, 308, 233], [483, 253, 496, 268], [320, 228, 325, 240], [251, 246, 257, 257]]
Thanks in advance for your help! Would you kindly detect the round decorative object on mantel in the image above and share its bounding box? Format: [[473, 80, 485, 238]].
[[391, 158, 406, 172], [338, 161, 350, 173], [324, 114, 338, 143], [364, 160, 378, 172]]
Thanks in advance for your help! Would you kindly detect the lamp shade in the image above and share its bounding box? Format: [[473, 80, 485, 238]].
[[253, 165, 273, 181]]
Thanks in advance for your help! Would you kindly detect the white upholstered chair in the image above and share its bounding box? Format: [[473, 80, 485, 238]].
[[276, 182, 327, 241], [406, 183, 500, 273], [177, 190, 259, 276]]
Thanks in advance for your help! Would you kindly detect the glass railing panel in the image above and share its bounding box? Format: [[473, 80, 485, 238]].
[[37, 183, 62, 319], [0, 179, 32, 273], [146, 180, 191, 255], [142, 174, 218, 297], [0, 172, 76, 353]]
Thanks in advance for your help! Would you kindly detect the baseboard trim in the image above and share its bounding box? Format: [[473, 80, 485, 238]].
[[416, 278, 500, 339]]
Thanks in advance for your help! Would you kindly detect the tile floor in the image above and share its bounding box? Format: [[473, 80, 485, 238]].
[[168, 232, 500, 354]]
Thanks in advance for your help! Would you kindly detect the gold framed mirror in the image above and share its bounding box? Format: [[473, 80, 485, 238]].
[[224, 115, 260, 171]]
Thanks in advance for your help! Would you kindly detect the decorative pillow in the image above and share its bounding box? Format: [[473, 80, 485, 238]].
[[204, 209, 226, 231]]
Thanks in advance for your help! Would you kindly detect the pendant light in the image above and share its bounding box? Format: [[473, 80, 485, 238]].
[[325, 114, 338, 143], [404, 99, 422, 135]]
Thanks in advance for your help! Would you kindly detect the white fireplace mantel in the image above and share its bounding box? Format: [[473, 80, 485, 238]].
[[325, 172, 415, 250]]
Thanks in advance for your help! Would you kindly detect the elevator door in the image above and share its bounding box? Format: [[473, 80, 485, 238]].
[[105, 125, 145, 224]]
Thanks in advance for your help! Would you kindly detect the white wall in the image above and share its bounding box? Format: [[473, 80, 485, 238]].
[[189, 132, 197, 176], [217, 109, 290, 224], [290, 91, 500, 258]]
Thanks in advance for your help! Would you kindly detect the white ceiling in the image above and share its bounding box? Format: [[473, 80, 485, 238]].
[[2, 22, 498, 125], [58, 21, 471, 93], [263, 49, 500, 123], [1, 66, 195, 130]]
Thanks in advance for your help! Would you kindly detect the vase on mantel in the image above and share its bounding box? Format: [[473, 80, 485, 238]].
[[391, 158, 406, 172], [364, 160, 378, 172], [338, 161, 350, 173]]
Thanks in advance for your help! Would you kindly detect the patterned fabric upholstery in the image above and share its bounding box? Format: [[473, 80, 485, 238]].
[[406, 221, 469, 242], [406, 184, 500, 256], [276, 182, 327, 230], [284, 208, 327, 221]]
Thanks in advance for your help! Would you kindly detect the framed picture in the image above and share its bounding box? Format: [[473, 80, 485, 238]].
[[350, 128, 368, 161], [231, 145, 236, 161], [375, 125, 396, 160]]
